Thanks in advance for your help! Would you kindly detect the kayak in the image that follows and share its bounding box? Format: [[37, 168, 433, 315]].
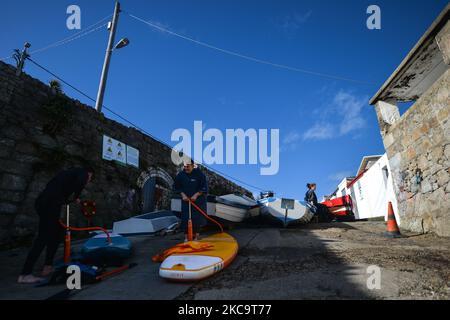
[[155, 232, 238, 281], [81, 233, 132, 266]]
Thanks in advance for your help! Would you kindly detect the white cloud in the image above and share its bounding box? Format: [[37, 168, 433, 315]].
[[283, 131, 301, 144], [281, 131, 302, 152], [302, 90, 368, 141], [275, 10, 313, 38], [302, 123, 334, 140], [333, 91, 367, 135], [328, 171, 353, 181]]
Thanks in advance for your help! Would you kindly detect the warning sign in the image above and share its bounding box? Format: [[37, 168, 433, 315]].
[[102, 135, 138, 167]]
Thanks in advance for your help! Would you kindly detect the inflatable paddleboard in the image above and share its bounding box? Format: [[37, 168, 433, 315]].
[[157, 232, 238, 281], [81, 233, 132, 266]]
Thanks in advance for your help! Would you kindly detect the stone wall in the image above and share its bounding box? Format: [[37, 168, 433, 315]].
[[374, 69, 450, 237], [0, 61, 252, 247]]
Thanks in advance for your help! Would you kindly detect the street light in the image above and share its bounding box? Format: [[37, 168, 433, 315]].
[[95, 1, 129, 113], [114, 38, 129, 50]]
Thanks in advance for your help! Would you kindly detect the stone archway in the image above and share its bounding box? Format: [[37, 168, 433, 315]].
[[137, 167, 174, 212]]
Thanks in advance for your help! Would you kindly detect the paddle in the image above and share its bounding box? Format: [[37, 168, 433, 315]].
[[188, 200, 193, 241]]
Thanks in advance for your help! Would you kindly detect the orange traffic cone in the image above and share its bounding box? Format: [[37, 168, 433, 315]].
[[385, 201, 401, 238]]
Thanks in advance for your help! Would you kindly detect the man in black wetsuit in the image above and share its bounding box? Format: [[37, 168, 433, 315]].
[[18, 167, 94, 284]]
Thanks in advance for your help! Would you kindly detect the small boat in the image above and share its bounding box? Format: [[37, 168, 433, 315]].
[[112, 210, 180, 236], [171, 194, 257, 223], [321, 195, 354, 218], [156, 232, 238, 281], [209, 195, 254, 223], [322, 195, 353, 208], [258, 195, 314, 227], [170, 194, 216, 217], [218, 193, 260, 218], [81, 233, 132, 266]]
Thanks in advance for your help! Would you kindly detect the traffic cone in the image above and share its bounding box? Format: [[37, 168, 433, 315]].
[[385, 201, 401, 238]]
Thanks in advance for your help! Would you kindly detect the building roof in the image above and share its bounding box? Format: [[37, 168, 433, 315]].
[[356, 155, 383, 176], [370, 4, 450, 105]]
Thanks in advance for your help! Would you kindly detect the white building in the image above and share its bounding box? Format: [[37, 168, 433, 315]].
[[328, 154, 399, 221]]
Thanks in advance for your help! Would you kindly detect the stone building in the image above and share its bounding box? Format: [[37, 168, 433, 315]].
[[370, 5, 449, 236], [0, 61, 251, 247]]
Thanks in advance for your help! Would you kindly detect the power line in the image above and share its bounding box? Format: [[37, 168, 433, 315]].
[[126, 12, 377, 86], [26, 57, 267, 192], [0, 14, 111, 62], [30, 23, 108, 55]]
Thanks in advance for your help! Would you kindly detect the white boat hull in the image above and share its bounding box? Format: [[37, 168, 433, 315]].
[[171, 194, 257, 223], [259, 198, 314, 226], [209, 202, 248, 223], [113, 211, 179, 235]]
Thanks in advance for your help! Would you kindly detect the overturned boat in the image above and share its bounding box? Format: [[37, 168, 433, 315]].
[[218, 194, 260, 218], [258, 194, 314, 227], [321, 195, 354, 220], [112, 210, 180, 236], [171, 193, 258, 223]]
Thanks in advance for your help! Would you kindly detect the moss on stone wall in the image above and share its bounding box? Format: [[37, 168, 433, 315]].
[[40, 95, 73, 136]]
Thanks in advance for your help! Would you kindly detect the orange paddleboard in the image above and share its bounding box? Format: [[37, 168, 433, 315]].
[[158, 232, 238, 281]]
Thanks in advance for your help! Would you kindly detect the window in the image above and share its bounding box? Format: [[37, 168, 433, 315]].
[[382, 166, 389, 187], [357, 181, 363, 201]]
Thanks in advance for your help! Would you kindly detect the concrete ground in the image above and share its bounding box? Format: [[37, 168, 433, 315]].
[[1, 221, 449, 300]]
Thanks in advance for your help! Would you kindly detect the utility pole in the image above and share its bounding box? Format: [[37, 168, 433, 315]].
[[15, 42, 31, 76], [95, 1, 121, 113]]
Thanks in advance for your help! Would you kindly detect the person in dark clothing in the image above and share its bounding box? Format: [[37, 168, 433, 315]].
[[305, 183, 318, 208], [18, 167, 94, 284], [173, 159, 208, 242], [305, 183, 332, 223]]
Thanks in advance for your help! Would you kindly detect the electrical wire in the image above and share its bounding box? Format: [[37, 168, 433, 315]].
[[0, 14, 111, 62], [126, 12, 376, 86], [25, 57, 267, 192], [30, 23, 108, 55]]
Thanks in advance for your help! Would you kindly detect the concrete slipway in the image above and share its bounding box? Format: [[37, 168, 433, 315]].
[[0, 221, 449, 300]]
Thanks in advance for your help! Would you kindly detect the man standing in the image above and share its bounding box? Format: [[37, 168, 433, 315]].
[[173, 159, 208, 242], [18, 166, 95, 284]]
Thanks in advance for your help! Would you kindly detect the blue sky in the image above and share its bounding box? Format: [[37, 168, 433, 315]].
[[1, 0, 448, 199]]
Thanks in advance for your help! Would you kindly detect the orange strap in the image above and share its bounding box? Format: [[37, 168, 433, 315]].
[[59, 220, 112, 243], [188, 198, 224, 233], [152, 242, 214, 262]]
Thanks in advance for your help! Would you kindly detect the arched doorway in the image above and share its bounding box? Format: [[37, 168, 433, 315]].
[[137, 167, 174, 213]]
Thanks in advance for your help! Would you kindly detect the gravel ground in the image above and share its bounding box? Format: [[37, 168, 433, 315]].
[[177, 222, 450, 300], [1, 221, 449, 300]]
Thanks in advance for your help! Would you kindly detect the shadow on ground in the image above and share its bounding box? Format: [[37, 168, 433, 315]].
[[177, 222, 377, 300]]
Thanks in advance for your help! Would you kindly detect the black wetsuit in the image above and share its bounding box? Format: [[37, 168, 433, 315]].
[[21, 168, 89, 275], [173, 168, 208, 234]]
